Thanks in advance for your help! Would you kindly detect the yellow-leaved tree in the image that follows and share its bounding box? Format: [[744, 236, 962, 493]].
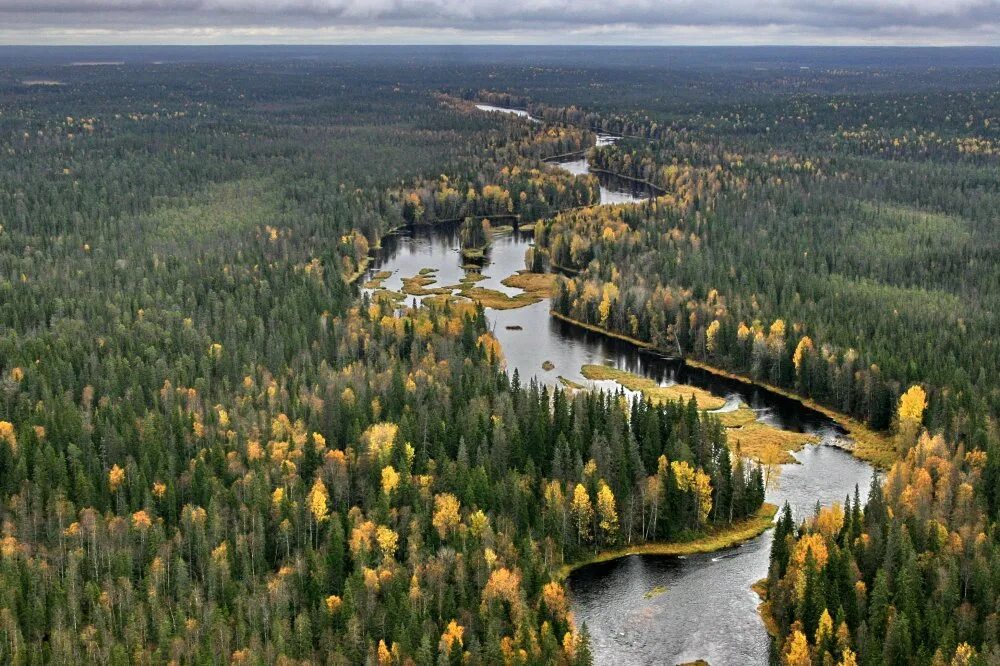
[[596, 480, 618, 544], [381, 465, 400, 497], [432, 493, 461, 540], [570, 483, 594, 545], [897, 384, 927, 448], [792, 336, 813, 374], [108, 464, 125, 493], [898, 384, 927, 424], [784, 629, 811, 666], [375, 525, 398, 562], [693, 470, 713, 525], [598, 283, 619, 326], [307, 477, 330, 548], [0, 421, 16, 452], [363, 422, 399, 460], [476, 332, 505, 368], [706, 319, 721, 353], [439, 619, 464, 657]]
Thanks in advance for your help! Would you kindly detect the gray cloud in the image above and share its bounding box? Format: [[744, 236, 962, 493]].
[[1, 0, 998, 44]]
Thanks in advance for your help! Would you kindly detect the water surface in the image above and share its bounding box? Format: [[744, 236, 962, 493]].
[[364, 107, 876, 664]]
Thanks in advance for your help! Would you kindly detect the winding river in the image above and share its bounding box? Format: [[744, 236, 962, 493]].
[[365, 105, 876, 665]]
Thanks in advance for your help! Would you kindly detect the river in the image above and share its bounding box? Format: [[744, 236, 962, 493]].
[[365, 105, 876, 665]]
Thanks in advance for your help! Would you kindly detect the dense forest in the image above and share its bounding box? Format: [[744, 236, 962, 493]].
[[0, 54, 771, 664], [530, 88, 999, 440], [0, 49, 998, 664], [472, 58, 1000, 665], [482, 78, 1000, 664]]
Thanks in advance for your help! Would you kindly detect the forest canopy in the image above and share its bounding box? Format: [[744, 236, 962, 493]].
[[0, 48, 997, 665]]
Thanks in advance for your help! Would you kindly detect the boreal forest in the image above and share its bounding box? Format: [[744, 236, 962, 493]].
[[0, 46, 997, 665]]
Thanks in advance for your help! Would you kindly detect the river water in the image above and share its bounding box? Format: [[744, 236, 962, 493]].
[[365, 106, 876, 665]]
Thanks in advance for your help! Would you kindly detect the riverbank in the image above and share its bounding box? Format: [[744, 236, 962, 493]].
[[545, 311, 894, 469], [560, 503, 777, 578], [344, 255, 372, 285], [684, 359, 894, 469], [549, 311, 656, 350], [346, 222, 410, 285], [752, 578, 780, 638], [587, 167, 668, 195]]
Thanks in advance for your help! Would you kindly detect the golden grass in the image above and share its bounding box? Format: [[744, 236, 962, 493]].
[[362, 270, 392, 289], [371, 289, 406, 304], [684, 359, 895, 468], [451, 271, 557, 311], [461, 247, 487, 261], [460, 287, 543, 310], [558, 376, 586, 390], [417, 294, 479, 317], [400, 273, 454, 297], [561, 503, 777, 577], [501, 271, 556, 297], [716, 406, 757, 428], [726, 423, 818, 464], [580, 364, 727, 410]]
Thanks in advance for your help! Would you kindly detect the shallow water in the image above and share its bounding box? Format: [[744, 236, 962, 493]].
[[365, 109, 876, 664]]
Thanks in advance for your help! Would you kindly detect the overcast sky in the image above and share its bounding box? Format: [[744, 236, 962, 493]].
[[2, 0, 999, 45]]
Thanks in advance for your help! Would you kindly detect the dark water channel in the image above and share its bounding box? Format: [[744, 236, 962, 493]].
[[364, 106, 875, 664]]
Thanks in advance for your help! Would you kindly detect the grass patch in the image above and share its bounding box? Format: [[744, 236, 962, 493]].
[[558, 376, 586, 390], [401, 272, 454, 297], [461, 246, 487, 262], [685, 359, 895, 468], [580, 364, 726, 410], [561, 503, 777, 577], [460, 287, 542, 310], [418, 294, 479, 317], [644, 585, 668, 600], [460, 272, 487, 284], [362, 270, 392, 289], [501, 271, 556, 297], [542, 360, 555, 371], [712, 403, 816, 463], [371, 289, 406, 305], [727, 423, 818, 464]]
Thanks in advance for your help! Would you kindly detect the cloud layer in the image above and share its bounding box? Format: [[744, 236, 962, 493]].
[[2, 0, 999, 44]]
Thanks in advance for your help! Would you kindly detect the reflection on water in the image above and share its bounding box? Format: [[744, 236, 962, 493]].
[[364, 108, 876, 663], [367, 223, 876, 664], [569, 444, 872, 666]]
